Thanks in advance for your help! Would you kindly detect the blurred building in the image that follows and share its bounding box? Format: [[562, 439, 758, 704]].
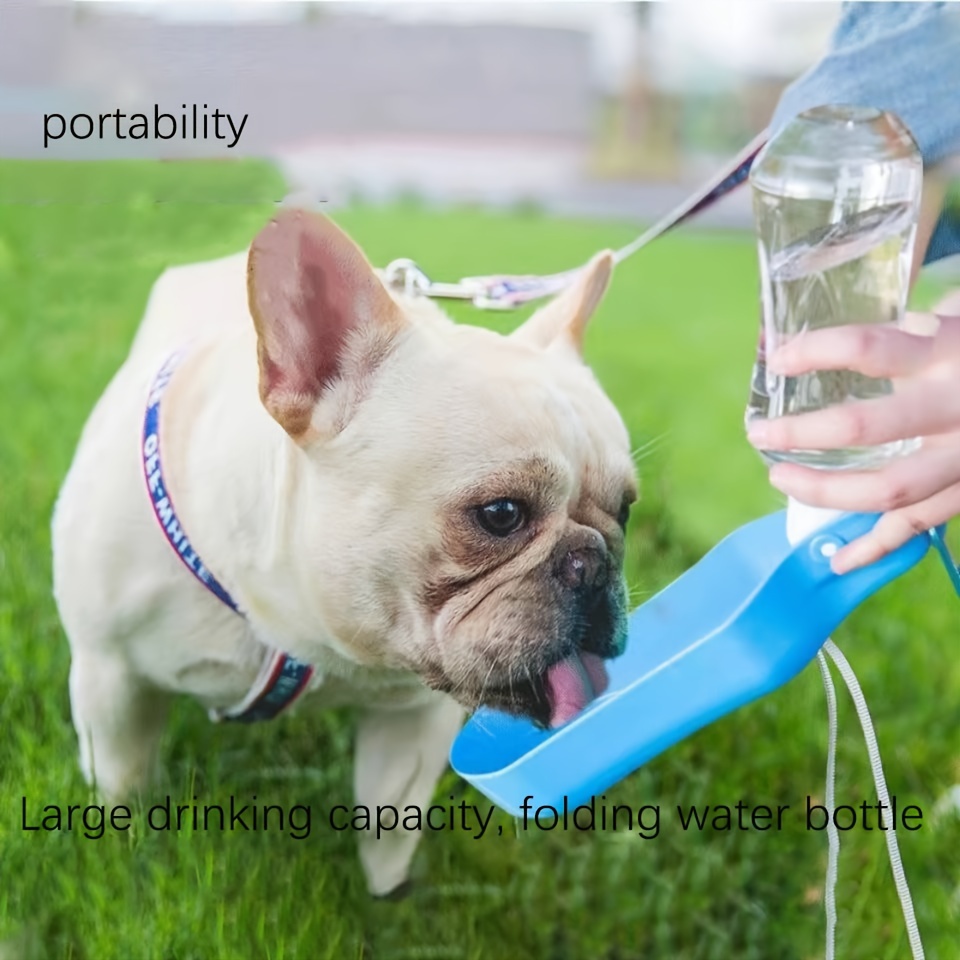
[[1, 0, 841, 221]]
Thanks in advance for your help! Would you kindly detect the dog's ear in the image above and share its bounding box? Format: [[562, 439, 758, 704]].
[[510, 250, 613, 355], [247, 208, 406, 439]]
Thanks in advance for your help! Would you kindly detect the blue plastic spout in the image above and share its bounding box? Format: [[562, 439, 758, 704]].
[[450, 510, 931, 816]]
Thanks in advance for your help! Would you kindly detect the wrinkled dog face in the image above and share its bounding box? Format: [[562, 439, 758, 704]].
[[247, 208, 636, 728], [415, 343, 637, 729], [424, 458, 635, 727]]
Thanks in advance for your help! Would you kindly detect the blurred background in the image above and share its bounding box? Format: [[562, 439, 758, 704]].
[[3, 4, 959, 959], [2, 0, 844, 225]]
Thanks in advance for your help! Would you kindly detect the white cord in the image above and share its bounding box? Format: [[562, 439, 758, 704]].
[[816, 650, 840, 960], [819, 639, 925, 960]]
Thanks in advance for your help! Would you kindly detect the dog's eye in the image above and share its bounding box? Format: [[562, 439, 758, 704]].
[[617, 496, 633, 531], [476, 499, 527, 537]]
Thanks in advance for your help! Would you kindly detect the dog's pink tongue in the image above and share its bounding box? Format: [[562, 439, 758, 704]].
[[544, 652, 609, 728]]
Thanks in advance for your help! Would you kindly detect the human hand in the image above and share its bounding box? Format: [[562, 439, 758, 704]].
[[747, 298, 960, 574]]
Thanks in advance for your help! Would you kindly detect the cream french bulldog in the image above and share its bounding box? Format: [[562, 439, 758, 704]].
[[52, 208, 637, 896]]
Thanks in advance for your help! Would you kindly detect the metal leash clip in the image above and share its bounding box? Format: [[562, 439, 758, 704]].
[[383, 257, 580, 311], [383, 258, 486, 302], [381, 130, 770, 312]]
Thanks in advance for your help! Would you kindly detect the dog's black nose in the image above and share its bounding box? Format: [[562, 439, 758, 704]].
[[558, 546, 607, 591]]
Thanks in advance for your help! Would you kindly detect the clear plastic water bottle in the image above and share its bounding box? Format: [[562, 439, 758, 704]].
[[745, 104, 923, 470]]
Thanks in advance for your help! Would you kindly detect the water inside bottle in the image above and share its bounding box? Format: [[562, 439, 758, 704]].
[[751, 190, 921, 470]]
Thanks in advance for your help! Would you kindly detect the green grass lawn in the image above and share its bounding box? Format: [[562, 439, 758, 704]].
[[1, 159, 958, 960]]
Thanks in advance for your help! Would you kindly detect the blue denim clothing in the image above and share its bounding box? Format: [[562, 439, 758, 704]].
[[769, 2, 960, 264]]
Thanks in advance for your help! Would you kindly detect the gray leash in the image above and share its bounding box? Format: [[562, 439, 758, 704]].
[[382, 130, 768, 309]]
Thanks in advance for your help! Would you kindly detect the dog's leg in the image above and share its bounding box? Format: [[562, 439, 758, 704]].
[[69, 651, 171, 800], [353, 695, 465, 897]]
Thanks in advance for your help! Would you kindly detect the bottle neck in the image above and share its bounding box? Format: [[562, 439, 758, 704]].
[[786, 498, 846, 547]]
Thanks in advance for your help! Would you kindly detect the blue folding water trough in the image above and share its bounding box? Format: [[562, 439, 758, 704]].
[[450, 510, 932, 816]]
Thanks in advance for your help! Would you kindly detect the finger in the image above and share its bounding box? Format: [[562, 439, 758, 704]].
[[767, 323, 937, 378], [830, 481, 960, 573], [747, 381, 960, 452], [767, 442, 960, 513]]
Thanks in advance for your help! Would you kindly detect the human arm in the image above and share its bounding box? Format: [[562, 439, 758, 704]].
[[745, 3, 960, 570]]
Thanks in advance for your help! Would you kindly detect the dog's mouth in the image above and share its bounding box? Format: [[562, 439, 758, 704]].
[[456, 650, 610, 728], [441, 592, 624, 728], [536, 586, 623, 726], [543, 650, 610, 726], [425, 584, 627, 728]]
